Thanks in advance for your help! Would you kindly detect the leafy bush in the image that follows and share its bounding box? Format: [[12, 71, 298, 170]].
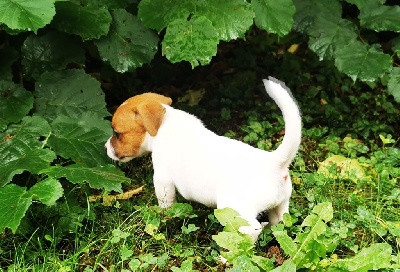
[[213, 204, 399, 271]]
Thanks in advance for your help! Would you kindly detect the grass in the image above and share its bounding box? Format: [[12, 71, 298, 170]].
[[1, 44, 400, 270]]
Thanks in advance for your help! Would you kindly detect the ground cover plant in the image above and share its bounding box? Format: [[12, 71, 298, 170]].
[[0, 0, 399, 270]]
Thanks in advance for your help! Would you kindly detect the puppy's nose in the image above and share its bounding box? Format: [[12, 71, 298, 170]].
[[104, 145, 107, 153]]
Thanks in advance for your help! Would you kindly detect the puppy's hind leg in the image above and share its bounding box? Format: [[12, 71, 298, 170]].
[[268, 199, 290, 226], [238, 216, 263, 243]]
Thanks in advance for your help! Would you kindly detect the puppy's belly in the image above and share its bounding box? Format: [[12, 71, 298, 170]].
[[172, 175, 219, 208]]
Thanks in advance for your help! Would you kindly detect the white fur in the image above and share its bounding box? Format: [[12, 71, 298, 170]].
[[105, 77, 301, 241]]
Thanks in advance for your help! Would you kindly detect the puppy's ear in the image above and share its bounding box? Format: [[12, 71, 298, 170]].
[[136, 102, 166, 136], [157, 95, 172, 106]]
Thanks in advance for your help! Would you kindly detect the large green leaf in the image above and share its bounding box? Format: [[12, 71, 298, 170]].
[[392, 36, 400, 58], [0, 45, 18, 81], [252, 0, 295, 37], [292, 0, 342, 34], [273, 202, 333, 268], [42, 164, 127, 193], [139, 0, 254, 41], [138, 0, 195, 32], [343, 0, 385, 10], [21, 32, 85, 80], [52, 1, 112, 41], [388, 67, 400, 103], [34, 69, 109, 121], [197, 0, 254, 41], [7, 115, 51, 138], [272, 226, 298, 258], [335, 43, 393, 82], [95, 9, 159, 73], [0, 116, 55, 187], [329, 243, 392, 271], [0, 81, 33, 131], [212, 207, 254, 263], [0, 184, 32, 233], [163, 16, 219, 68], [0, 178, 63, 233], [0, 0, 56, 32], [84, 0, 135, 9], [214, 207, 250, 233], [47, 113, 111, 167], [309, 18, 358, 60], [28, 178, 63, 206], [359, 4, 400, 32]]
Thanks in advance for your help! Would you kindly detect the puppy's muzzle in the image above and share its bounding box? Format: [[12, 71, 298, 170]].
[[104, 138, 120, 161]]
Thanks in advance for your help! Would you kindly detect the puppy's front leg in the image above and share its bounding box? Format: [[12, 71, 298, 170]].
[[154, 180, 176, 208]]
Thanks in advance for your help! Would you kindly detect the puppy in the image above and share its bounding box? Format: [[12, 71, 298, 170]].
[[105, 77, 302, 241]]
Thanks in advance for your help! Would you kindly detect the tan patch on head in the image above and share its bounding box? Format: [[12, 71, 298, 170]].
[[110, 93, 172, 159]]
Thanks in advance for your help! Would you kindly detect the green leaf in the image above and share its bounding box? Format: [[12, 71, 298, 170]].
[[231, 255, 260, 272], [28, 178, 63, 206], [52, 1, 111, 40], [35, 69, 109, 121], [359, 4, 400, 32], [273, 202, 333, 267], [317, 155, 367, 181], [138, 0, 195, 32], [165, 203, 194, 218], [163, 16, 219, 68], [214, 207, 250, 233], [271, 259, 296, 272], [0, 81, 33, 130], [297, 239, 326, 268], [42, 164, 126, 193], [357, 206, 374, 221], [392, 36, 400, 58], [329, 243, 392, 271], [120, 245, 133, 261], [21, 32, 85, 79], [309, 18, 358, 60], [343, 0, 385, 10], [181, 224, 200, 234], [0, 184, 32, 233], [0, 45, 18, 81], [212, 231, 247, 254], [95, 9, 159, 73], [335, 42, 393, 82], [171, 259, 199, 272], [388, 67, 400, 103], [0, 116, 55, 187], [47, 113, 111, 167], [292, 0, 342, 34], [197, 0, 254, 41], [0, 0, 56, 32], [312, 202, 333, 222], [272, 227, 298, 257], [252, 0, 295, 37], [251, 255, 275, 271], [7, 115, 51, 138], [85, 0, 135, 9]]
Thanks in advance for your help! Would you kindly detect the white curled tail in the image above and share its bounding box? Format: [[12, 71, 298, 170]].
[[262, 77, 302, 169]]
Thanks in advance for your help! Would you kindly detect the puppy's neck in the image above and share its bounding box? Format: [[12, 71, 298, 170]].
[[140, 132, 154, 154]]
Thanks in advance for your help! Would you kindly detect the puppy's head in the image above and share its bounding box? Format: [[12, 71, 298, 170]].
[[105, 93, 172, 162]]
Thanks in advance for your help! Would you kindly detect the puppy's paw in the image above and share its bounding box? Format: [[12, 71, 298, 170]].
[[219, 255, 228, 264], [238, 226, 262, 242]]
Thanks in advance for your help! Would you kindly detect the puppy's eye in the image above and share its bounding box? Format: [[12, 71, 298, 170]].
[[113, 131, 121, 139]]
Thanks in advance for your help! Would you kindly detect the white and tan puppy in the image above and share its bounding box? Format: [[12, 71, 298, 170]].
[[105, 77, 302, 241]]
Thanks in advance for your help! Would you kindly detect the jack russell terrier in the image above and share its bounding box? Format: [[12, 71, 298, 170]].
[[105, 77, 302, 241]]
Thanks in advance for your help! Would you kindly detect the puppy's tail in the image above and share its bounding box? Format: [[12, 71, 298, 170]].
[[263, 77, 302, 169]]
